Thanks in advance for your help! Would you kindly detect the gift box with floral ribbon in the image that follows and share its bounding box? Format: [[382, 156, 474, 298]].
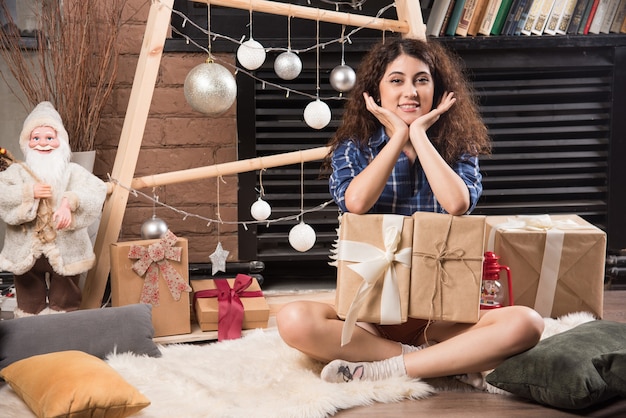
[[191, 274, 269, 341], [485, 214, 606, 318], [332, 213, 413, 346], [410, 212, 485, 324], [110, 230, 192, 337]]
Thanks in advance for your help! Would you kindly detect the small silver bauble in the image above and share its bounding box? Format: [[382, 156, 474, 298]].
[[330, 64, 356, 92], [303, 99, 332, 130], [141, 216, 168, 239], [184, 61, 237, 116], [237, 38, 266, 70], [251, 197, 272, 221], [289, 221, 316, 252], [274, 51, 302, 80]]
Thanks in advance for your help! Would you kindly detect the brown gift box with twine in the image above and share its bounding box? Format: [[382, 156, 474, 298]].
[[409, 212, 486, 323]]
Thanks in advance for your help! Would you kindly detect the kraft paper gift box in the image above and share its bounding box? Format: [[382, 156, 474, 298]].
[[484, 214, 606, 318], [333, 213, 413, 345], [410, 212, 485, 323], [110, 230, 192, 338], [191, 274, 270, 340]]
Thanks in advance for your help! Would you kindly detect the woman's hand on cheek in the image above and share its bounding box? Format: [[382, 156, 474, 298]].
[[411, 91, 456, 133], [363, 92, 409, 141]]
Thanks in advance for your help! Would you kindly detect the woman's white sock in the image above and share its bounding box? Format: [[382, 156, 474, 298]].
[[321, 354, 407, 383]]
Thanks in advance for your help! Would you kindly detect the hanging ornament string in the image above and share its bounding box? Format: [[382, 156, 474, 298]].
[[288, 154, 317, 252], [330, 25, 356, 93], [274, 15, 302, 82], [299, 157, 305, 219], [303, 16, 332, 130], [251, 167, 272, 221], [209, 169, 230, 275], [141, 187, 168, 239]]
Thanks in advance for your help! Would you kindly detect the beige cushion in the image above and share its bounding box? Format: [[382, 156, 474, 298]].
[[0, 350, 150, 418]]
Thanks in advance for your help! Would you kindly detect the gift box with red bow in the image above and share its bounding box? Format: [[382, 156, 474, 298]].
[[110, 230, 192, 337], [191, 274, 270, 341]]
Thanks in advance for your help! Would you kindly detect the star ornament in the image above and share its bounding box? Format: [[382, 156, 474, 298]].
[[209, 242, 229, 275]]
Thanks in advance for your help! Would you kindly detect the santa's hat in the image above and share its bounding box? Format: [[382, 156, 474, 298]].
[[19, 101, 69, 155]]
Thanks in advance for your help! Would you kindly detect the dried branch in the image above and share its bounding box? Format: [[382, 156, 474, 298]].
[[0, 0, 127, 152]]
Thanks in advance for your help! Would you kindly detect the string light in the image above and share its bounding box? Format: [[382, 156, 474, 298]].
[[109, 175, 334, 228]]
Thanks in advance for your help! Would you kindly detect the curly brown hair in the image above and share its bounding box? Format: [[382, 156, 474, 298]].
[[322, 37, 490, 173]]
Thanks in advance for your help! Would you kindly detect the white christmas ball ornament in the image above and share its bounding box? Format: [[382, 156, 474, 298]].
[[184, 61, 237, 116], [330, 64, 356, 92], [303, 99, 331, 130], [251, 197, 272, 221], [289, 221, 316, 252], [237, 38, 266, 70], [141, 216, 168, 239], [274, 51, 302, 80]]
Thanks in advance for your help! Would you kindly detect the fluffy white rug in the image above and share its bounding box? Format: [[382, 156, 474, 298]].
[[0, 312, 596, 418]]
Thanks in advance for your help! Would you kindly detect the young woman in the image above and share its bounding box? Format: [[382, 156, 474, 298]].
[[276, 38, 544, 383]]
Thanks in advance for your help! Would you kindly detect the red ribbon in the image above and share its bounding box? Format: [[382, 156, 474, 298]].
[[193, 274, 264, 341]]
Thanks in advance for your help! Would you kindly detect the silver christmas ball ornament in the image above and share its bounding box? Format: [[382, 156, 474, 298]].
[[274, 51, 302, 80], [184, 61, 237, 116], [237, 38, 266, 70], [330, 64, 356, 92], [289, 221, 316, 252], [303, 99, 332, 130], [251, 197, 272, 221], [141, 216, 168, 239]]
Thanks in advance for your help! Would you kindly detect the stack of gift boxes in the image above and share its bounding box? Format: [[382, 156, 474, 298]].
[[106, 211, 606, 342], [109, 230, 269, 339], [335, 212, 606, 345]]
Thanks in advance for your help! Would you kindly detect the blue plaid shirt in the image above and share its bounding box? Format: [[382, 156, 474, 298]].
[[329, 126, 483, 215]]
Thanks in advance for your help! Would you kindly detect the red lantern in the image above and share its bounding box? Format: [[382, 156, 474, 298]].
[[481, 251, 514, 309]]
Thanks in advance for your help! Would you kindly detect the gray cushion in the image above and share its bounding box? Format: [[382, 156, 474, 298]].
[[486, 320, 626, 410], [0, 304, 161, 369]]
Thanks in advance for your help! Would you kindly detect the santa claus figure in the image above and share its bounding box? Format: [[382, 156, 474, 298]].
[[0, 101, 107, 317]]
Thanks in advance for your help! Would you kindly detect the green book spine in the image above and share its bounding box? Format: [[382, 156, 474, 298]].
[[492, 0, 516, 33], [445, 0, 469, 35]]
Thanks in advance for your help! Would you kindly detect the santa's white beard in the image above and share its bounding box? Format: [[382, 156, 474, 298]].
[[24, 142, 71, 208]]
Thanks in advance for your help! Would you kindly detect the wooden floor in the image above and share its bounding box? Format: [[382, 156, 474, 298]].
[[334, 290, 626, 417]]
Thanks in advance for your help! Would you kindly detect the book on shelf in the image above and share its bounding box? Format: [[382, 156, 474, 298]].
[[555, 0, 580, 34], [568, 0, 593, 32], [544, 0, 570, 34], [622, 11, 626, 30], [599, 0, 622, 32], [610, 0, 626, 32], [581, 0, 602, 34], [456, 0, 481, 36], [502, 0, 533, 34], [427, 0, 454, 36], [521, 0, 550, 34], [468, 0, 490, 35], [479, 0, 505, 34], [532, 0, 557, 34], [445, 0, 468, 35], [588, 0, 612, 33], [439, 0, 458, 36], [491, 0, 516, 34]]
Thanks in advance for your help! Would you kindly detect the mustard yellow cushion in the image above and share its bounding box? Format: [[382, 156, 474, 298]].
[[0, 350, 150, 418]]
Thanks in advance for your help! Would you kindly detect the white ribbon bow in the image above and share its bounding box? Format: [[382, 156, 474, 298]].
[[335, 215, 411, 346]]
